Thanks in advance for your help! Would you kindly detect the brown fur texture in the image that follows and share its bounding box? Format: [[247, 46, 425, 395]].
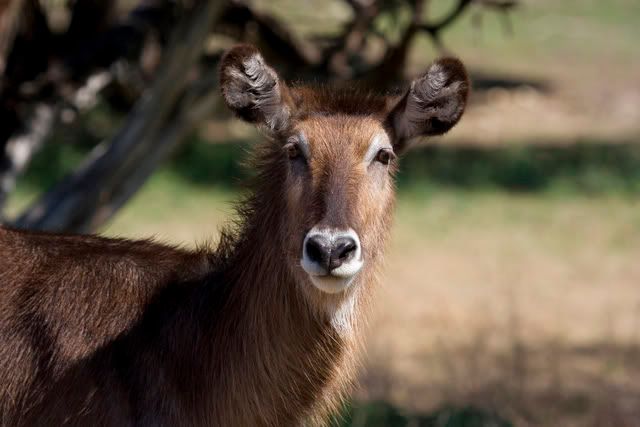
[[0, 45, 468, 426]]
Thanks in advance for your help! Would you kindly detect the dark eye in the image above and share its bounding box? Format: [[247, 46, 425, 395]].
[[375, 148, 395, 165], [284, 142, 300, 160]]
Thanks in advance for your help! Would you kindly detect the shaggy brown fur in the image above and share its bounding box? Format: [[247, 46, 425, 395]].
[[0, 44, 468, 426]]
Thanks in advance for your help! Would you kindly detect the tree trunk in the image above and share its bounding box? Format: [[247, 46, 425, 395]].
[[13, 0, 225, 233]]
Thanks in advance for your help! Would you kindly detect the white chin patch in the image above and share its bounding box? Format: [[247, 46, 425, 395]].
[[300, 227, 364, 294], [308, 274, 357, 294]]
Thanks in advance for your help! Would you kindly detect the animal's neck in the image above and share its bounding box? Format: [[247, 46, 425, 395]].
[[196, 175, 364, 424]]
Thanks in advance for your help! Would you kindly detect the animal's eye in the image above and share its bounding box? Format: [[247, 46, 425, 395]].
[[284, 142, 301, 160], [375, 148, 395, 165]]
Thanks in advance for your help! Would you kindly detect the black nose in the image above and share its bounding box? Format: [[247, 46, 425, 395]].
[[305, 235, 358, 272]]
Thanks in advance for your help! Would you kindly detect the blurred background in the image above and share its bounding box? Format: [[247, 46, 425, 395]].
[[1, 0, 639, 425]]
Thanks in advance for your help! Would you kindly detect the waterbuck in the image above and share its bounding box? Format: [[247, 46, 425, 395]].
[[0, 44, 469, 426]]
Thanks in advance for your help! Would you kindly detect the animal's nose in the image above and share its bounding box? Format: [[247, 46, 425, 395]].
[[329, 237, 357, 270], [304, 235, 358, 273]]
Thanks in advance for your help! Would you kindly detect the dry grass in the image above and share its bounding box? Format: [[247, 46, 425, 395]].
[[358, 193, 640, 426]]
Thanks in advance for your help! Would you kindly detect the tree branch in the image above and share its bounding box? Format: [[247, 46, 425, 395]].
[[322, 0, 379, 78], [0, 0, 181, 215], [13, 0, 225, 233], [87, 72, 219, 230], [215, 1, 321, 71], [419, 0, 473, 42], [0, 0, 25, 76]]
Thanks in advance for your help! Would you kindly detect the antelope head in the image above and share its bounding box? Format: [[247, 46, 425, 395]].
[[220, 45, 469, 301]]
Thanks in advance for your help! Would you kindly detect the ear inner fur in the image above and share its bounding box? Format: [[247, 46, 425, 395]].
[[387, 57, 470, 151], [219, 44, 294, 134]]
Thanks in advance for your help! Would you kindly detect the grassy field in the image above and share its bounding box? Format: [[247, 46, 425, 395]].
[[364, 191, 640, 426]]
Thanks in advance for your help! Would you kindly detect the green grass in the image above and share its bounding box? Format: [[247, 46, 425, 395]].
[[103, 170, 236, 243]]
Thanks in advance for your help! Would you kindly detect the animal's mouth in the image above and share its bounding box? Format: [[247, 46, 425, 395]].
[[300, 227, 363, 293], [303, 272, 361, 294]]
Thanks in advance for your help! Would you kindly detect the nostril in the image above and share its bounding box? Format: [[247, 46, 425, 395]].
[[329, 237, 358, 270], [305, 236, 330, 268], [335, 240, 356, 260]]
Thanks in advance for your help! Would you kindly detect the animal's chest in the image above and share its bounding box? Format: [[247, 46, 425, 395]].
[[203, 330, 351, 426]]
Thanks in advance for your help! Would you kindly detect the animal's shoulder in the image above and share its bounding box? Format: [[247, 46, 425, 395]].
[[0, 226, 215, 360], [0, 225, 210, 275]]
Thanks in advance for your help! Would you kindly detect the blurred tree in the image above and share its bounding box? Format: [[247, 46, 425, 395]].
[[0, 0, 517, 232]]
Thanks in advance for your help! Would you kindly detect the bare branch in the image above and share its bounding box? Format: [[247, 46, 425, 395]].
[[0, 0, 25, 75], [419, 0, 473, 41], [475, 0, 517, 35], [476, 0, 518, 11], [356, 0, 426, 85], [323, 0, 379, 78], [419, 0, 518, 45], [215, 2, 322, 70]]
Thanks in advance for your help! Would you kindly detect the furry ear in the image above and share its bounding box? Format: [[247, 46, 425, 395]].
[[387, 57, 469, 152], [219, 44, 294, 134]]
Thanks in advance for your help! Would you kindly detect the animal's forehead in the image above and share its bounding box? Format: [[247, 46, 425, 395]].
[[295, 116, 389, 156]]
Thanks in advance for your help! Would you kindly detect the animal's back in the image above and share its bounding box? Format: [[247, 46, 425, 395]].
[[0, 226, 213, 425]]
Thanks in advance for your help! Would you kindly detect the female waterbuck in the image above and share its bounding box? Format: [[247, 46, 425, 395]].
[[0, 44, 468, 426]]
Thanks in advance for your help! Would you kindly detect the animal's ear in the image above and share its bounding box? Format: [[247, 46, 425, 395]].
[[386, 57, 469, 152], [219, 44, 294, 134]]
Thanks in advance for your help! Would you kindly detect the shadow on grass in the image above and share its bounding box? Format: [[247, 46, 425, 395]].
[[395, 140, 640, 194], [470, 71, 551, 94], [358, 340, 640, 426], [332, 401, 512, 427], [169, 137, 640, 195], [18, 136, 640, 196]]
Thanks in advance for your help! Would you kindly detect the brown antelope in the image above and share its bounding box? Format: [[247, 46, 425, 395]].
[[0, 44, 469, 426]]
